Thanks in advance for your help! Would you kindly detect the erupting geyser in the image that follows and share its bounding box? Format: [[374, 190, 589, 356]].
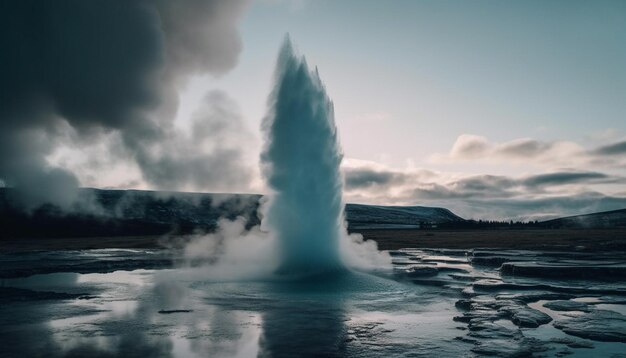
[[261, 37, 345, 274]]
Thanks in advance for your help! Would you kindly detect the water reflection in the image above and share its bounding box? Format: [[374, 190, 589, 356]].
[[256, 276, 350, 357], [10, 248, 626, 357], [259, 302, 346, 357], [0, 266, 462, 357]]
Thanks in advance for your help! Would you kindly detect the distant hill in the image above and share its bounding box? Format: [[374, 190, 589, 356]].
[[539, 208, 626, 229], [345, 204, 464, 229], [0, 188, 262, 238], [0, 188, 465, 238]]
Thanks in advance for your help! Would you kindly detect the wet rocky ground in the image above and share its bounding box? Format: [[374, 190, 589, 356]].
[[0, 248, 625, 357], [393, 248, 626, 357]]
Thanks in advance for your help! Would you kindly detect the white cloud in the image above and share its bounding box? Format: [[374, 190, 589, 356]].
[[428, 134, 626, 170], [341, 155, 626, 220]]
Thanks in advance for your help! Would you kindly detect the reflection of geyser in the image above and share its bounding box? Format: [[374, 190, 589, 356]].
[[261, 36, 346, 274]]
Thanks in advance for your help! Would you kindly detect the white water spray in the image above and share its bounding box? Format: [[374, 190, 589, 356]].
[[261, 37, 389, 274]]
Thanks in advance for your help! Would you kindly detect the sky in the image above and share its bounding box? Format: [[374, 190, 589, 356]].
[[1, 0, 626, 220]]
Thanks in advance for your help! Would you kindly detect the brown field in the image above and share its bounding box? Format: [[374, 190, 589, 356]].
[[2, 229, 626, 252], [357, 228, 626, 252]]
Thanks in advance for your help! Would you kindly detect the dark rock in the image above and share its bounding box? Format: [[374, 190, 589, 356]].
[[453, 315, 472, 323], [448, 273, 483, 282], [500, 261, 626, 281], [472, 279, 626, 296], [455, 299, 472, 311], [484, 300, 553, 328], [388, 251, 411, 257], [456, 297, 552, 328], [554, 310, 626, 342], [468, 250, 537, 267], [504, 306, 552, 328], [0, 287, 92, 303], [543, 300, 592, 312], [158, 309, 193, 314], [470, 256, 511, 267], [495, 292, 575, 304]]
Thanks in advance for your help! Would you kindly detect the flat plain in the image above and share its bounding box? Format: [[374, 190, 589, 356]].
[[2, 229, 626, 252]]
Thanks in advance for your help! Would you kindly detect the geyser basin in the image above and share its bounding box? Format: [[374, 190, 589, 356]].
[[2, 248, 626, 357]]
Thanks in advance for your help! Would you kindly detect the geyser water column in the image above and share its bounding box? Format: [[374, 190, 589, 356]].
[[261, 37, 345, 274]]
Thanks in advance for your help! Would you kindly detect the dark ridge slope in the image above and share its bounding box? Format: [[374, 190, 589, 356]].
[[0, 188, 464, 238], [540, 208, 626, 229], [345, 203, 464, 229]]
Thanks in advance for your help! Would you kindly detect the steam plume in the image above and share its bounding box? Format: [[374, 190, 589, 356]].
[[0, 0, 251, 208]]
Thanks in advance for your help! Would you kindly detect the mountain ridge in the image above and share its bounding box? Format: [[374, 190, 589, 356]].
[[539, 207, 626, 229], [1, 188, 625, 239], [0, 188, 463, 238]]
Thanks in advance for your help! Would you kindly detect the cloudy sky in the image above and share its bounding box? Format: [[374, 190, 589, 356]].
[[2, 0, 625, 220]]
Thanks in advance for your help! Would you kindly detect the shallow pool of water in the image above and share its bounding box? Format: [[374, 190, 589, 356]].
[[1, 248, 625, 357]]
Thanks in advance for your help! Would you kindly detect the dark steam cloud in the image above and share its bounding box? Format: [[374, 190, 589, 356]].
[[0, 0, 250, 209], [344, 168, 405, 189], [451, 175, 516, 193], [593, 140, 626, 156], [522, 171, 610, 188], [133, 90, 254, 191]]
